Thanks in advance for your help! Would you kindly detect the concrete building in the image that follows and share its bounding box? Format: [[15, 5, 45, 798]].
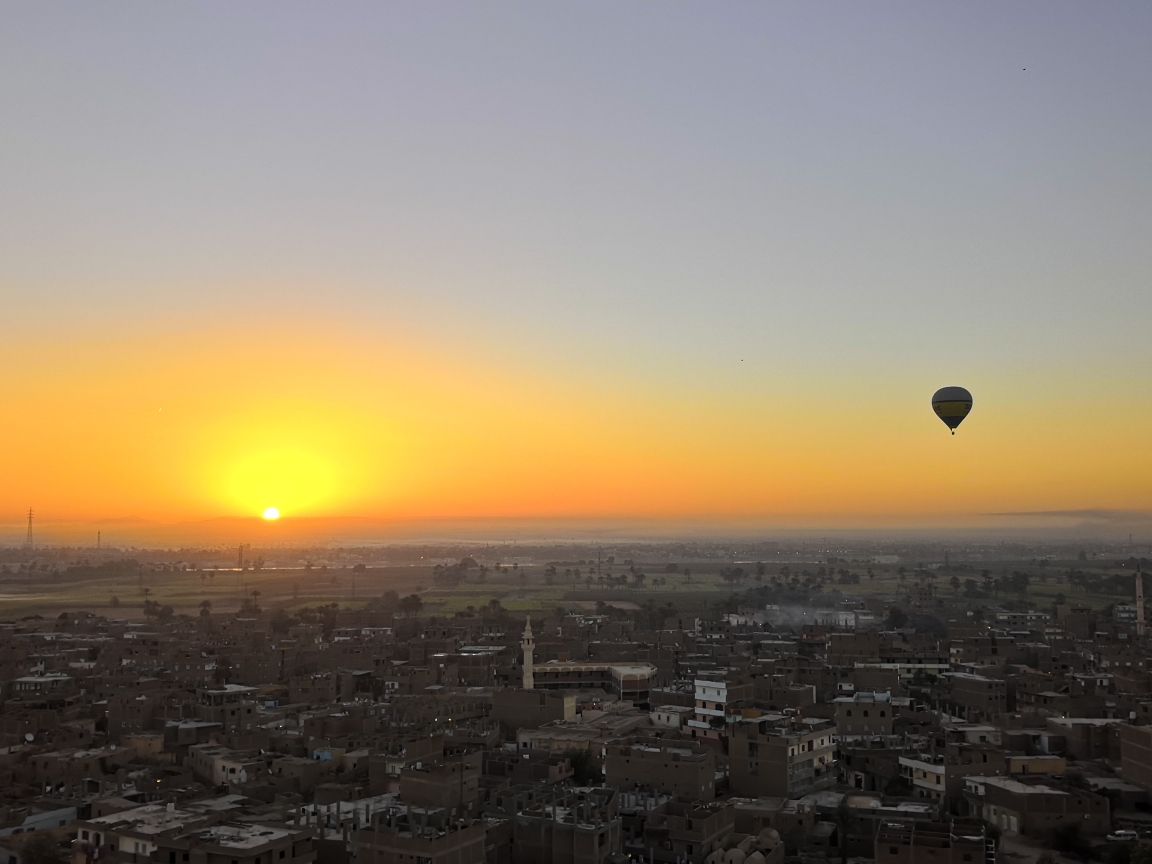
[[898, 745, 1006, 808], [947, 674, 1006, 722], [353, 807, 487, 864], [399, 752, 481, 817], [834, 691, 900, 741], [1047, 717, 1124, 761], [490, 786, 621, 864], [1120, 723, 1152, 791], [728, 716, 837, 799], [963, 776, 1110, 836], [491, 689, 576, 731], [688, 677, 753, 747], [875, 821, 992, 864], [604, 741, 715, 800], [151, 823, 316, 864], [650, 704, 694, 730], [529, 661, 656, 707], [186, 744, 267, 788], [641, 799, 734, 864]]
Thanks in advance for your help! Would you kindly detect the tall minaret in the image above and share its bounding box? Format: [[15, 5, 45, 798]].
[[522, 616, 535, 690], [1137, 566, 1145, 638]]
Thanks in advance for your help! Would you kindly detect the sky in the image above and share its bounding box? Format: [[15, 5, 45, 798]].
[[2, 3, 1152, 539]]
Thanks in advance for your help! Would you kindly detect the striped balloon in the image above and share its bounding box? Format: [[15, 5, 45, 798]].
[[931, 386, 973, 435]]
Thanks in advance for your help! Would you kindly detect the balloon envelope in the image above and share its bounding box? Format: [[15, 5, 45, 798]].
[[931, 386, 973, 433]]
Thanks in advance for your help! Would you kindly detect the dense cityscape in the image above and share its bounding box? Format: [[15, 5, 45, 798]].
[[0, 541, 1150, 864]]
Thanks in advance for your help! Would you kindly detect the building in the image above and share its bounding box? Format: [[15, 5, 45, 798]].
[[875, 821, 992, 864], [963, 776, 1110, 836], [833, 691, 900, 742], [529, 661, 657, 707], [491, 690, 576, 731], [490, 786, 621, 864], [898, 745, 1006, 808], [687, 677, 753, 747], [151, 823, 316, 864], [947, 674, 1006, 722], [399, 752, 481, 817], [994, 611, 1050, 629], [642, 799, 734, 864], [1047, 717, 1124, 761], [72, 798, 251, 861], [728, 716, 837, 799], [604, 741, 715, 800], [186, 744, 267, 788], [353, 807, 487, 864], [1120, 723, 1152, 792], [650, 705, 694, 730]]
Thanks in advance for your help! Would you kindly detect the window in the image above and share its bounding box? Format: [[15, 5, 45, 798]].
[[891, 848, 898, 855]]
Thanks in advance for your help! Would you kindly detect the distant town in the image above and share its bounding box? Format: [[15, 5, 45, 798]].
[[1, 539, 1151, 864]]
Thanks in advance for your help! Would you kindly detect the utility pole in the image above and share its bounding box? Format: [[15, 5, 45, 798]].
[[24, 508, 33, 550]]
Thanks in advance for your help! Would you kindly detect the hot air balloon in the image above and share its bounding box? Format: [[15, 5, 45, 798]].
[[931, 386, 973, 434]]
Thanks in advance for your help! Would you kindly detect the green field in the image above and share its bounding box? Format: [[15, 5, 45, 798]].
[[0, 556, 1134, 621]]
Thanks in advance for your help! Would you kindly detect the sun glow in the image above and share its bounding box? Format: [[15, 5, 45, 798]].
[[263, 507, 280, 520]]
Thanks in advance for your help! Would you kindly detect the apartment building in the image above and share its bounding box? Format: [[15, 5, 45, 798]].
[[728, 716, 837, 798]]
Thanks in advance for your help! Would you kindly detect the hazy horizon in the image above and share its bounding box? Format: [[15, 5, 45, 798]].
[[6, 510, 1152, 549]]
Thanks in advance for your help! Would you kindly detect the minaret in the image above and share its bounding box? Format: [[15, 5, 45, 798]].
[[522, 616, 535, 690], [1137, 566, 1145, 638]]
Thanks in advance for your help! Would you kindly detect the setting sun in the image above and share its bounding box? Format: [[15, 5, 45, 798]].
[[263, 507, 280, 520]]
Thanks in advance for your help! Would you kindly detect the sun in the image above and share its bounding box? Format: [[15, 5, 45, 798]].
[[262, 507, 280, 520]]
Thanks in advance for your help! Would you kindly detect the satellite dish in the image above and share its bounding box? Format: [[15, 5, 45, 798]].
[[25, 733, 34, 742]]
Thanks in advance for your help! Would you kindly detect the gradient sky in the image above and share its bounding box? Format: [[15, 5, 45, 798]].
[[2, 3, 1152, 531]]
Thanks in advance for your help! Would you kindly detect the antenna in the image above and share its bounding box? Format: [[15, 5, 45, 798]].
[[24, 508, 33, 550]]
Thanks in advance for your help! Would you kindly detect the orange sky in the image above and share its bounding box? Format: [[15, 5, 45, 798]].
[[5, 6, 1152, 539], [4, 316, 1151, 532]]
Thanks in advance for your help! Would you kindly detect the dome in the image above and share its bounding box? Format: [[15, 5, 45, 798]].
[[758, 828, 781, 848]]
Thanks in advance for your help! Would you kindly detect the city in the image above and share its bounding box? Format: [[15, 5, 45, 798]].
[[0, 541, 1151, 864]]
